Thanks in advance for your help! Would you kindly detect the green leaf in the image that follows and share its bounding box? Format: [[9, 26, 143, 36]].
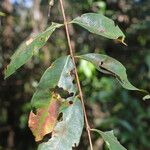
[[28, 92, 62, 142], [4, 23, 63, 79], [38, 99, 84, 150], [31, 55, 76, 108], [77, 53, 141, 91], [91, 129, 127, 150], [71, 13, 126, 44]]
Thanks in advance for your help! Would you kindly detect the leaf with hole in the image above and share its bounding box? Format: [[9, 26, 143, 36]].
[[71, 13, 126, 44], [92, 129, 127, 150], [38, 99, 84, 150], [28, 92, 62, 142], [31, 55, 76, 109], [77, 53, 145, 91], [4, 22, 63, 79]]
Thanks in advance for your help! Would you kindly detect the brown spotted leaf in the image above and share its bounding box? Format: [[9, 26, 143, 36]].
[[28, 93, 62, 142], [38, 99, 84, 150], [31, 55, 76, 109]]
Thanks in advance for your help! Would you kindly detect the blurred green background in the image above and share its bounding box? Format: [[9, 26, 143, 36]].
[[0, 0, 150, 150]]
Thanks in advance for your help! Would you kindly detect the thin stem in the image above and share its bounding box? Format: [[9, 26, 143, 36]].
[[48, 0, 54, 17], [59, 0, 93, 150]]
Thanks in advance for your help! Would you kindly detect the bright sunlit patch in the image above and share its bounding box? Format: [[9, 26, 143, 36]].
[[10, 0, 33, 8]]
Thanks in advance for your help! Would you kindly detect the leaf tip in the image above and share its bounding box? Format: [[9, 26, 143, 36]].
[[143, 95, 150, 101], [4, 76, 7, 80], [4, 65, 13, 79], [117, 36, 127, 46]]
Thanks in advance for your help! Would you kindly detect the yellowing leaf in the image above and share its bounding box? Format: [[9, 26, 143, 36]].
[[38, 99, 84, 150], [117, 37, 127, 46], [28, 93, 62, 142]]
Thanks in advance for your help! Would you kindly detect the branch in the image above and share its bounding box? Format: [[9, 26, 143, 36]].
[[59, 0, 93, 150]]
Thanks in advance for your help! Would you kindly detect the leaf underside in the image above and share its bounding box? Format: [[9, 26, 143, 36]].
[[72, 13, 125, 44], [38, 99, 84, 150], [4, 22, 63, 79], [92, 129, 127, 150]]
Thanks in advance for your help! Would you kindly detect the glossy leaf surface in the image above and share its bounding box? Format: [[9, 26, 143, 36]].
[[31, 55, 76, 108], [78, 53, 139, 90], [5, 23, 63, 78], [92, 129, 126, 150], [28, 93, 62, 142], [38, 99, 84, 150], [72, 13, 125, 43]]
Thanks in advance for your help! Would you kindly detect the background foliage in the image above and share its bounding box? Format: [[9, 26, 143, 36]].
[[0, 0, 150, 150]]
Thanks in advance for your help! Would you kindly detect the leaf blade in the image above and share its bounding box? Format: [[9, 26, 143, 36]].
[[28, 92, 62, 142], [71, 13, 125, 43], [38, 99, 84, 150], [31, 55, 76, 109], [91, 129, 127, 150], [77, 53, 141, 91], [4, 22, 63, 78]]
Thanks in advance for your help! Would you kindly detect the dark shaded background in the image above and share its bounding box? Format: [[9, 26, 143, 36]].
[[0, 0, 150, 150]]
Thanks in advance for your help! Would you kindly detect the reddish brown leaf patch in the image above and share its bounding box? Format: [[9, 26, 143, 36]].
[[28, 93, 62, 142]]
